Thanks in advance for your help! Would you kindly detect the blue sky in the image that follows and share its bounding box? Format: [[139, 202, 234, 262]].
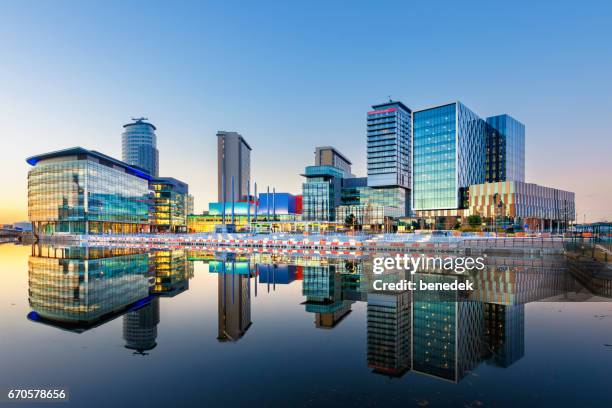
[[1, 0, 611, 222]]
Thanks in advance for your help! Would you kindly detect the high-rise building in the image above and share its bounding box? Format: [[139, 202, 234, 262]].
[[412, 102, 486, 212], [217, 131, 251, 202], [367, 101, 412, 188], [122, 118, 159, 177], [315, 146, 352, 174], [485, 114, 525, 183], [26, 147, 151, 235]]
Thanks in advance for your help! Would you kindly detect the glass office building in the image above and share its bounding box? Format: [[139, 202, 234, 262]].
[[367, 101, 412, 188], [412, 102, 486, 211], [336, 205, 401, 227], [122, 118, 159, 177], [150, 177, 189, 233], [486, 114, 525, 182], [340, 177, 409, 224], [302, 165, 347, 221], [27, 147, 152, 235]]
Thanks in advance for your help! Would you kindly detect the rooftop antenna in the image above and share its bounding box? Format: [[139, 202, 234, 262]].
[[388, 95, 392, 102], [132, 117, 148, 122]]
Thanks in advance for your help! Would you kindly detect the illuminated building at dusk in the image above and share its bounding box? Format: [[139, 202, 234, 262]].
[[26, 147, 152, 236]]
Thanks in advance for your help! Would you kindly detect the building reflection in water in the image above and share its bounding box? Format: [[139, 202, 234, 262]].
[[27, 244, 192, 355], [27, 245, 607, 381], [123, 297, 160, 355], [367, 289, 412, 377], [211, 253, 253, 342], [151, 249, 194, 297], [302, 264, 354, 329], [28, 244, 151, 329], [411, 274, 484, 383], [483, 303, 525, 368]]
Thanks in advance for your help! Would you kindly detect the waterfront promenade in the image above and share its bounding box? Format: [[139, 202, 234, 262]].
[[78, 232, 569, 255]]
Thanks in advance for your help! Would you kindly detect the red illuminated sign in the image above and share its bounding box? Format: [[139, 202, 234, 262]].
[[367, 107, 397, 115]]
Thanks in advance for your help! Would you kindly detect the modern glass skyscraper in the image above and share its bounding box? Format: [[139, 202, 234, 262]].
[[367, 101, 412, 188], [412, 102, 486, 211], [217, 131, 251, 202], [122, 118, 159, 177], [485, 114, 525, 182]]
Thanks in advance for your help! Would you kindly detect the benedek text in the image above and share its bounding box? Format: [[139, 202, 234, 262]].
[[373, 279, 475, 291]]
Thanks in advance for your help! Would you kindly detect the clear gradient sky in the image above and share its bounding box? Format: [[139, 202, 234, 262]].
[[1, 0, 611, 224]]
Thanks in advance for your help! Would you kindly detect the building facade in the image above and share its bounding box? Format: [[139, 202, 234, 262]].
[[468, 181, 575, 230], [217, 131, 251, 202], [122, 118, 159, 177], [27, 147, 152, 235], [257, 192, 299, 216], [302, 165, 348, 221], [338, 176, 407, 228], [367, 101, 412, 188], [315, 146, 352, 174], [485, 114, 525, 183], [150, 177, 189, 233], [186, 194, 195, 215], [412, 102, 486, 212]]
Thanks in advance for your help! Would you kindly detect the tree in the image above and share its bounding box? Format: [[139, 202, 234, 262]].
[[467, 214, 482, 228], [344, 213, 357, 231]]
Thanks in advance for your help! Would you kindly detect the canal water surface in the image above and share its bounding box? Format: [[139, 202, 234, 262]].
[[0, 243, 611, 407]]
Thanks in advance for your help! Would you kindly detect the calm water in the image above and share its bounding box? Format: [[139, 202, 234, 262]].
[[1, 243, 611, 408]]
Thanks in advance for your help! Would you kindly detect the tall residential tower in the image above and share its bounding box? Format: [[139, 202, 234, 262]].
[[217, 131, 251, 202], [367, 101, 412, 188], [122, 118, 159, 177]]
